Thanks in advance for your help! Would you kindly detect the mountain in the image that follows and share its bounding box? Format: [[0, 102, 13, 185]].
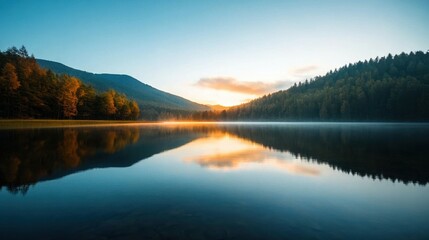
[[222, 51, 429, 121], [208, 104, 230, 111], [37, 59, 210, 112]]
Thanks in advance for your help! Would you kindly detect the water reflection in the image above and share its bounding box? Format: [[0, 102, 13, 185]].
[[0, 126, 201, 194], [185, 134, 320, 176], [1, 123, 428, 194], [218, 123, 429, 185]]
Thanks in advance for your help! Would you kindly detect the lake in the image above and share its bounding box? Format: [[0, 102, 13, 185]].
[[0, 123, 428, 239]]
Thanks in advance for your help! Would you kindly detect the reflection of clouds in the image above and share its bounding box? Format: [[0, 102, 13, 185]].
[[188, 149, 266, 168], [269, 159, 320, 176], [185, 134, 320, 176]]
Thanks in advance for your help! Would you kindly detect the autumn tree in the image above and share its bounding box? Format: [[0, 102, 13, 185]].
[[0, 46, 142, 120], [114, 92, 127, 119], [76, 84, 96, 119], [58, 75, 81, 118], [0, 63, 21, 117], [101, 90, 117, 118], [129, 100, 140, 120], [1, 63, 20, 91]]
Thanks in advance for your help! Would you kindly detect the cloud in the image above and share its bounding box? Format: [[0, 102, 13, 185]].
[[289, 65, 319, 76], [195, 77, 292, 95]]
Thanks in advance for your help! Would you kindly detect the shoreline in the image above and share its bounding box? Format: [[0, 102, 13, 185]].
[[1, 119, 429, 130], [0, 119, 222, 129], [0, 119, 151, 129]]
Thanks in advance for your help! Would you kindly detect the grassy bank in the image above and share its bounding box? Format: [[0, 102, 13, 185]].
[[0, 119, 151, 129]]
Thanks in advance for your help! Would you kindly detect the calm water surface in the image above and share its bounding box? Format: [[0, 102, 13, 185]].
[[0, 123, 428, 239]]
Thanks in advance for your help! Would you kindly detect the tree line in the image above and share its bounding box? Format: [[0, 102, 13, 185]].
[[220, 124, 429, 185], [3, 47, 427, 121], [190, 51, 429, 121], [0, 46, 140, 120]]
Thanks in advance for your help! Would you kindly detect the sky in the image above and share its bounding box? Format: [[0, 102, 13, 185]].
[[1, 0, 428, 106]]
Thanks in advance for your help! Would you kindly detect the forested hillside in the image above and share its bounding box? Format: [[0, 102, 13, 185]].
[[0, 46, 140, 120], [37, 59, 210, 115], [2, 47, 428, 121], [193, 51, 429, 121]]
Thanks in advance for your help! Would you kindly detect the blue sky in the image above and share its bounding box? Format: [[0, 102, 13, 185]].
[[1, 0, 428, 106]]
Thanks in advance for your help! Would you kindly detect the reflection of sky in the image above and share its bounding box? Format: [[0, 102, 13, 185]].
[[184, 133, 321, 176], [1, 126, 429, 239]]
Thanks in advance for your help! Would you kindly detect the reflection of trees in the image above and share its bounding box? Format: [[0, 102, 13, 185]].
[[219, 124, 429, 185], [0, 126, 203, 194], [1, 124, 427, 194], [58, 129, 80, 167]]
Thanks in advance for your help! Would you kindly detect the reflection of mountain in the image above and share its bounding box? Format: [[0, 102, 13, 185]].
[[1, 123, 428, 194], [0, 126, 201, 194], [219, 124, 429, 185]]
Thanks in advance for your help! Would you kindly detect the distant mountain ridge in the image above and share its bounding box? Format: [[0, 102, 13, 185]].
[[37, 59, 209, 112], [207, 104, 230, 111]]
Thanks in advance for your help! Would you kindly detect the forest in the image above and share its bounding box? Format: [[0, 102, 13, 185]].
[[192, 51, 429, 121], [0, 46, 140, 120], [1, 47, 428, 121]]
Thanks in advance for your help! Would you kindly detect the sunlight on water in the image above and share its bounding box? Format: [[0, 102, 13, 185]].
[[183, 132, 322, 176]]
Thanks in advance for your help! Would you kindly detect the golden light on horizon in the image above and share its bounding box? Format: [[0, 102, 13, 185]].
[[191, 77, 296, 107]]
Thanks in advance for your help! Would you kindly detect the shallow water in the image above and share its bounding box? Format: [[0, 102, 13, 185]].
[[0, 123, 428, 239]]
